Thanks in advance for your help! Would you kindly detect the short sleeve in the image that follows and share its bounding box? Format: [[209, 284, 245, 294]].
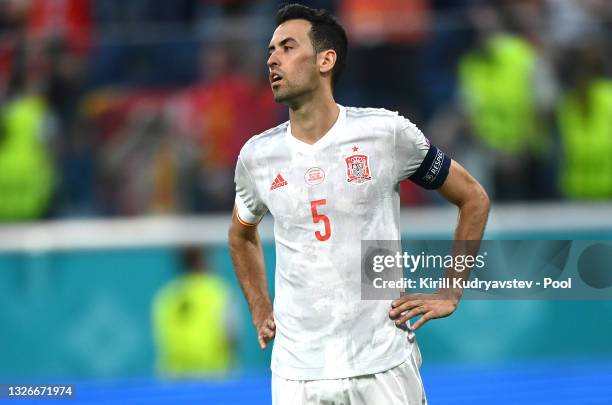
[[234, 155, 267, 225], [394, 115, 451, 189]]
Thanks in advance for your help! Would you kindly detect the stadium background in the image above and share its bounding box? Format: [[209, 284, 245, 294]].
[[0, 0, 611, 404]]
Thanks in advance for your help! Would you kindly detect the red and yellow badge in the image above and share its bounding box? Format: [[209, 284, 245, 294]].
[[345, 146, 372, 183]]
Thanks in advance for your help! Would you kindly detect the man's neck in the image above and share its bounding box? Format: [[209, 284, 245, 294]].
[[288, 95, 340, 145]]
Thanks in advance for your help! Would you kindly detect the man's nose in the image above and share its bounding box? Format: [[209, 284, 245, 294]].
[[267, 52, 279, 68]]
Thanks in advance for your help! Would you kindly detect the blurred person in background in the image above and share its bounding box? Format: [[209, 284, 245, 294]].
[[172, 41, 281, 213], [0, 37, 57, 221], [339, 0, 434, 206], [44, 37, 94, 216], [420, 0, 474, 120], [455, 0, 554, 201], [152, 246, 235, 378], [556, 43, 612, 200], [339, 0, 430, 116], [98, 99, 196, 215], [0, 0, 93, 219]]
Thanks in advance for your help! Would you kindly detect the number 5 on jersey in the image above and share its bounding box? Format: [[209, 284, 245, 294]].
[[310, 199, 331, 241]]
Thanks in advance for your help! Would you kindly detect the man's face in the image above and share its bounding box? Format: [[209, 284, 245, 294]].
[[267, 19, 320, 104]]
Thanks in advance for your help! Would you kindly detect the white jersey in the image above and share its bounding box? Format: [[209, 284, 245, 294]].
[[234, 105, 450, 380]]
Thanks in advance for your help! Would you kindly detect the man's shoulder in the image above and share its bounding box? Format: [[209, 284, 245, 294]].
[[240, 121, 289, 158], [344, 106, 398, 121], [248, 121, 289, 146], [344, 106, 399, 140]]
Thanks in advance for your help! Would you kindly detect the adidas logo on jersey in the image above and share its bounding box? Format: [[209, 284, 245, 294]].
[[270, 174, 288, 190]]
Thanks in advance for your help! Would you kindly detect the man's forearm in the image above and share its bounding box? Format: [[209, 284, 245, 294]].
[[229, 224, 272, 324], [445, 185, 490, 298], [390, 161, 489, 329], [453, 185, 489, 241]]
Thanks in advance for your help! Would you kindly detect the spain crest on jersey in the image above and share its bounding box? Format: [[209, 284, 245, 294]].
[[345, 154, 372, 183]]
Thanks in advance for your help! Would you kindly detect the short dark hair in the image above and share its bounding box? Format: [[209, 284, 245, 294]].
[[275, 3, 348, 87]]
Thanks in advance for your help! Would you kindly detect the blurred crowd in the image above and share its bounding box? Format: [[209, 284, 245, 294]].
[[0, 0, 611, 221]]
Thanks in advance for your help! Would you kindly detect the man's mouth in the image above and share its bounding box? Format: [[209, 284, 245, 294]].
[[270, 73, 283, 85]]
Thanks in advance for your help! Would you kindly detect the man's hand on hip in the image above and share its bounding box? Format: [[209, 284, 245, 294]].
[[388, 290, 460, 331], [254, 307, 276, 350]]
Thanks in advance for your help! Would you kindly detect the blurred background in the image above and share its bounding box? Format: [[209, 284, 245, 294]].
[[0, 0, 611, 404]]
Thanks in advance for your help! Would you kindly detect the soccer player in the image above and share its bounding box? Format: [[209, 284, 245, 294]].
[[228, 4, 490, 404]]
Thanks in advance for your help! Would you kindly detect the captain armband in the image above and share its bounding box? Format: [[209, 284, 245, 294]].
[[408, 145, 451, 190]]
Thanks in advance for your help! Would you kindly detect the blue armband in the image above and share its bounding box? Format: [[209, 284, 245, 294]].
[[408, 145, 451, 189]]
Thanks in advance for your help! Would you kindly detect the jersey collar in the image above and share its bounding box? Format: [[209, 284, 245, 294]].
[[287, 104, 346, 154]]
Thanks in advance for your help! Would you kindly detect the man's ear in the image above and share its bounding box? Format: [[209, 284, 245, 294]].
[[318, 49, 337, 75]]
